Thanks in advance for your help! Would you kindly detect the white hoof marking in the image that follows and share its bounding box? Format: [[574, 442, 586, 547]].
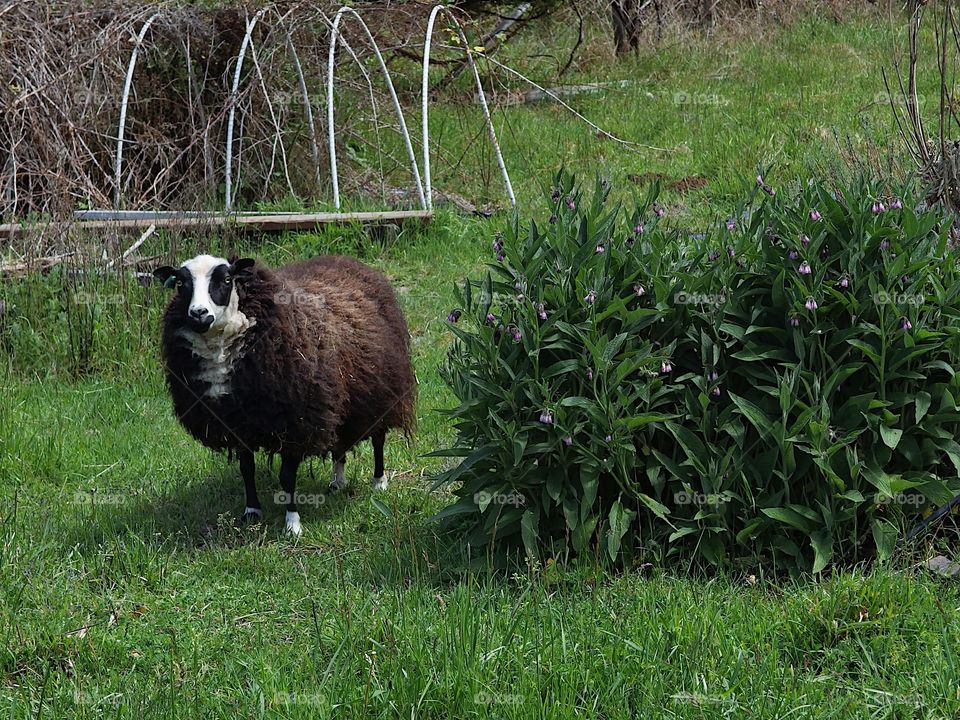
[[284, 511, 302, 536], [243, 506, 263, 520], [372, 475, 388, 491]]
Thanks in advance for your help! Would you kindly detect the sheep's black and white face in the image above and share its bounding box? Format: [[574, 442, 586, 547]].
[[154, 255, 255, 333]]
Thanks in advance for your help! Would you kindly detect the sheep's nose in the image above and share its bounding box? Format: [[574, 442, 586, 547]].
[[189, 307, 213, 328]]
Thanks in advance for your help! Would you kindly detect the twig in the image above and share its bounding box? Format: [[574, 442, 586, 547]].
[[479, 54, 670, 153], [106, 223, 156, 269]]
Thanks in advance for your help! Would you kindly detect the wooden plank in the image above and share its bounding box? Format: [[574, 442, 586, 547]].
[[0, 210, 433, 239]]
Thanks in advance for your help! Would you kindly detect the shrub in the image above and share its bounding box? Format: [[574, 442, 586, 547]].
[[431, 170, 960, 573]]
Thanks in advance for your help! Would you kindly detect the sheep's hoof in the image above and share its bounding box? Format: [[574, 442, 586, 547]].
[[284, 511, 302, 537], [372, 475, 388, 491], [329, 476, 348, 493], [242, 507, 263, 523]]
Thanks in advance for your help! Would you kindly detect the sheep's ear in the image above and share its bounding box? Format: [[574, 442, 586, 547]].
[[153, 266, 178, 289], [230, 257, 256, 283]]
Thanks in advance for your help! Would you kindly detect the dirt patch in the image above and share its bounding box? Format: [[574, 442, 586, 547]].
[[628, 173, 709, 193]]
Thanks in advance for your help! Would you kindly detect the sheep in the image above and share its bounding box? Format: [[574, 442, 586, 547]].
[[153, 253, 416, 535]]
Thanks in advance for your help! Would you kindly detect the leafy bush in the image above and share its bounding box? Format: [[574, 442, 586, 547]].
[[432, 171, 960, 572]]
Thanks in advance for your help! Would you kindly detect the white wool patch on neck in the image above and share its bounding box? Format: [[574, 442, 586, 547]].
[[177, 312, 256, 397]]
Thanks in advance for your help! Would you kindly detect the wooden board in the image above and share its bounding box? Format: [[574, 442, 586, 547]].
[[0, 210, 433, 239]]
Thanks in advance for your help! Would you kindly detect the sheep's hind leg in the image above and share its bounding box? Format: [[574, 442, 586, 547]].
[[329, 453, 348, 492], [371, 431, 388, 491], [279, 454, 303, 536], [239, 449, 262, 522]]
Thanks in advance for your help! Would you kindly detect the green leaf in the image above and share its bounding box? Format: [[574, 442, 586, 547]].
[[607, 500, 637, 561], [915, 391, 932, 423], [668, 526, 699, 543], [666, 423, 710, 474], [880, 425, 903, 450], [371, 497, 393, 519], [626, 412, 679, 429], [521, 509, 539, 560], [872, 518, 898, 562], [810, 530, 833, 574], [762, 507, 814, 533], [728, 391, 773, 440], [601, 332, 629, 366]]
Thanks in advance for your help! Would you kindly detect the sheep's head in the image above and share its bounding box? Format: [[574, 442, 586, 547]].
[[154, 254, 255, 333]]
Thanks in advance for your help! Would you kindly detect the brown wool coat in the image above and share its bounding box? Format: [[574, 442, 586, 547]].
[[160, 255, 415, 459]]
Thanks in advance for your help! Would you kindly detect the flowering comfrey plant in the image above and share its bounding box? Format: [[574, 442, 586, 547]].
[[433, 171, 960, 574]]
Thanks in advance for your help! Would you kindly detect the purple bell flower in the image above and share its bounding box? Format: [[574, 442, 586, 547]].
[[539, 410, 553, 425], [805, 297, 818, 311], [901, 317, 912, 331], [447, 309, 462, 323], [584, 290, 597, 304], [809, 210, 822, 222], [798, 261, 812, 275]]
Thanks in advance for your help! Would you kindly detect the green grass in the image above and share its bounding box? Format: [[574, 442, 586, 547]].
[[3, 9, 960, 718]]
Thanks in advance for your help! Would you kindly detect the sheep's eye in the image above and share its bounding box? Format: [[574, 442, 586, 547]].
[[223, 277, 232, 285], [175, 280, 183, 288]]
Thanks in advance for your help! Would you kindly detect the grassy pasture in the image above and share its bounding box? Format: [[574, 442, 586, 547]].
[[3, 9, 960, 718]]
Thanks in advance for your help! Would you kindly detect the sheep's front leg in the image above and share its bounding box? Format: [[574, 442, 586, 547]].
[[330, 453, 348, 492], [239, 449, 262, 521], [371, 431, 387, 491], [279, 454, 302, 536]]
